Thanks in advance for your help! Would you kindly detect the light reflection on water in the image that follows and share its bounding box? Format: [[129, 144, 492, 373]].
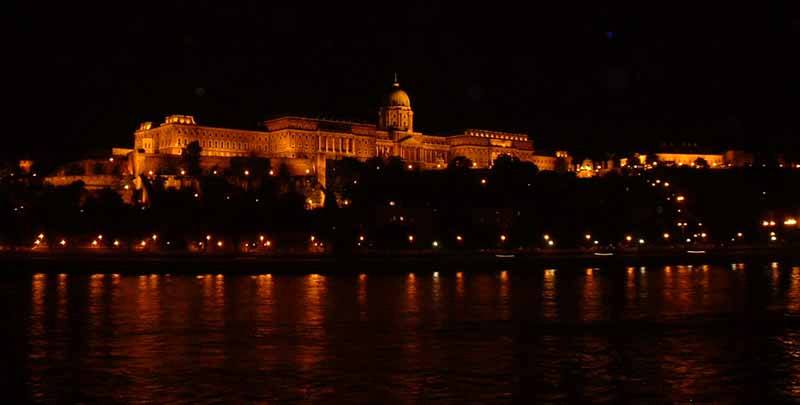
[[4, 262, 800, 402]]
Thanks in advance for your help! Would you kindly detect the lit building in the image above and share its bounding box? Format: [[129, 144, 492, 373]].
[[127, 78, 570, 184]]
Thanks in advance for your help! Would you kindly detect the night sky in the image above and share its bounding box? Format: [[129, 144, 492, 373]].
[[7, 2, 800, 163]]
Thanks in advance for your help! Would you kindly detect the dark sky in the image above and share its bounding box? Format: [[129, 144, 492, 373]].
[[7, 2, 800, 162]]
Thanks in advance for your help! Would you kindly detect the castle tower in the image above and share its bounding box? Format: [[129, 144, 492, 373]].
[[377, 75, 414, 132]]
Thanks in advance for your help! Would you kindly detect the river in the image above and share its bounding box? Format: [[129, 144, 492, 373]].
[[2, 262, 800, 402]]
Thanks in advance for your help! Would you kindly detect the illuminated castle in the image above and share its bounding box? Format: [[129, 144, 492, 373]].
[[45, 78, 570, 205], [125, 78, 568, 181]]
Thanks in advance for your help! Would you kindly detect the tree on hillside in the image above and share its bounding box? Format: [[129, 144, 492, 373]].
[[182, 141, 202, 175]]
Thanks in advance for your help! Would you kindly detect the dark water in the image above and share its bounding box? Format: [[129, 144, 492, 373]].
[[3, 262, 800, 403]]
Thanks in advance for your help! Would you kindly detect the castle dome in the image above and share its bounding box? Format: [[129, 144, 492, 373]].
[[385, 81, 411, 108]]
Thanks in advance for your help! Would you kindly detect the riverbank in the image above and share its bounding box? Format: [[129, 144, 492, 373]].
[[0, 246, 798, 273]]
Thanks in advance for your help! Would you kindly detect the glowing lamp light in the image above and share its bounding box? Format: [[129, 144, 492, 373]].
[[181, 169, 186, 175], [638, 239, 645, 245], [152, 234, 158, 241], [194, 193, 199, 198], [785, 218, 797, 226], [480, 178, 487, 185], [700, 232, 707, 238], [737, 232, 743, 238], [33, 239, 40, 245], [269, 170, 274, 176], [543, 234, 550, 241], [124, 184, 130, 190], [92, 240, 98, 246], [310, 235, 315, 242], [500, 234, 507, 242], [408, 235, 415, 242], [663, 233, 670, 239], [407, 164, 413, 170], [206, 235, 212, 241], [676, 195, 685, 202], [97, 234, 103, 240], [244, 170, 250, 176], [771, 236, 778, 241], [265, 241, 272, 247], [259, 235, 265, 241], [625, 235, 633, 242], [762, 220, 770, 227], [148, 170, 154, 176], [305, 169, 310, 174], [432, 241, 439, 248], [547, 240, 554, 247], [113, 240, 120, 247], [217, 241, 223, 247], [108, 157, 114, 162], [389, 201, 396, 206], [37, 233, 44, 240], [140, 240, 147, 247], [359, 235, 365, 241], [456, 235, 463, 241], [59, 239, 66, 246]]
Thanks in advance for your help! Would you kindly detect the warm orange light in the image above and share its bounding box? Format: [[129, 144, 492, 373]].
[[676, 195, 685, 202], [97, 234, 103, 240], [432, 241, 439, 248], [359, 235, 365, 241], [584, 234, 591, 240], [310, 235, 315, 242], [244, 170, 250, 176], [500, 234, 507, 242], [456, 235, 463, 241], [625, 235, 632, 242], [785, 218, 797, 226], [480, 178, 487, 185], [140, 240, 146, 247], [180, 169, 186, 175], [543, 234, 550, 241], [37, 233, 44, 240], [113, 240, 120, 247], [91, 240, 98, 246], [265, 240, 272, 247], [59, 239, 66, 246], [206, 235, 212, 241], [151, 234, 158, 241], [408, 235, 415, 242], [269, 170, 274, 176], [547, 240, 554, 246], [217, 241, 223, 247]]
